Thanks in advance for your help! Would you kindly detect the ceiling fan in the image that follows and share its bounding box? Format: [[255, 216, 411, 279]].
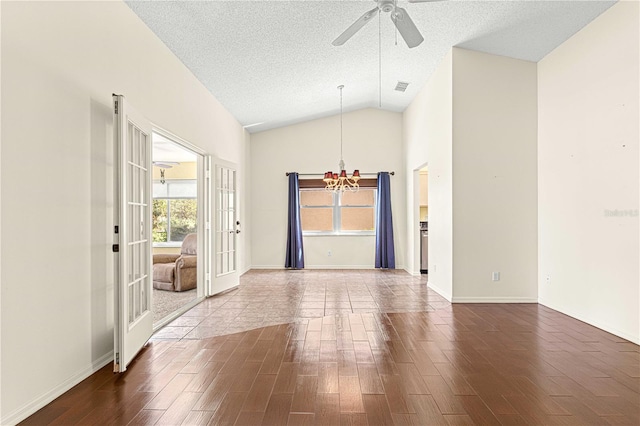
[[152, 161, 180, 169], [333, 0, 444, 49], [153, 161, 180, 184]]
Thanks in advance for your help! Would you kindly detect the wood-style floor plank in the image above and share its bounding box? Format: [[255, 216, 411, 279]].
[[286, 413, 314, 426], [362, 394, 394, 425], [357, 363, 385, 394], [261, 393, 293, 426], [154, 392, 201, 426], [290, 375, 318, 413], [126, 409, 165, 425], [317, 362, 339, 394], [208, 391, 248, 426], [19, 270, 640, 426], [241, 374, 277, 413], [314, 393, 340, 426], [180, 410, 215, 425], [339, 376, 365, 413]]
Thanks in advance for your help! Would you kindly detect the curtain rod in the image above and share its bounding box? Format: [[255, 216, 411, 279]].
[[285, 172, 394, 177]]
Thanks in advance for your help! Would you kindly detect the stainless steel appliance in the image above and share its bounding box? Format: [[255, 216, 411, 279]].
[[420, 221, 428, 274]]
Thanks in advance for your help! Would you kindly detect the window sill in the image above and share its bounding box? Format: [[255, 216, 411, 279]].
[[153, 242, 182, 248], [303, 232, 375, 237]]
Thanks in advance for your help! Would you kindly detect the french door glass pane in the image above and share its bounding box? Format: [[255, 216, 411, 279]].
[[152, 199, 168, 242], [169, 199, 197, 241]]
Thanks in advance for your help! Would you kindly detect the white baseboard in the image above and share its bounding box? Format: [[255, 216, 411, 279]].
[[404, 267, 422, 276], [539, 299, 639, 345], [250, 265, 411, 271], [250, 265, 378, 270], [427, 281, 452, 302], [2, 351, 113, 426], [305, 265, 376, 270], [452, 297, 538, 303]]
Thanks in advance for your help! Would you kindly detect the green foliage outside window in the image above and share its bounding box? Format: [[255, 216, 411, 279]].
[[169, 199, 197, 241], [153, 199, 168, 242], [152, 198, 197, 243]]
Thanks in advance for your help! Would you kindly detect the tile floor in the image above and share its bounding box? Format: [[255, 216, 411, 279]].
[[24, 270, 640, 425], [153, 269, 448, 340]]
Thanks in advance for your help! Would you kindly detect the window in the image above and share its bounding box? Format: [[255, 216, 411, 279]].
[[300, 185, 376, 235], [152, 180, 197, 244]]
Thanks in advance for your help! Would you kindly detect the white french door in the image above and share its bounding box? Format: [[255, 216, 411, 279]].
[[211, 160, 240, 294], [113, 95, 153, 372]]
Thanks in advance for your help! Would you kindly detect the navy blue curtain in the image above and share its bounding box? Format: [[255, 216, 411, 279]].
[[375, 172, 395, 269], [285, 173, 305, 269]]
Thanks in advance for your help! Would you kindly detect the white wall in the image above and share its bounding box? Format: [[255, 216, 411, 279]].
[[451, 48, 538, 302], [0, 2, 248, 423], [250, 108, 405, 269], [0, 2, 3, 420], [240, 131, 252, 274], [538, 1, 639, 343], [403, 51, 453, 300], [402, 48, 538, 303]]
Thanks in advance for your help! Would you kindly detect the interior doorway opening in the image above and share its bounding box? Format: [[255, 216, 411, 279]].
[[418, 166, 428, 274], [411, 163, 429, 275], [151, 132, 205, 329]]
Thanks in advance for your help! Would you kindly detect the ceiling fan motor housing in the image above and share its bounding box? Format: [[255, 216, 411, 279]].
[[378, 0, 395, 13]]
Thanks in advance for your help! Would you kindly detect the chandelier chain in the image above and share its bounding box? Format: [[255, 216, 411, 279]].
[[323, 84, 360, 192]]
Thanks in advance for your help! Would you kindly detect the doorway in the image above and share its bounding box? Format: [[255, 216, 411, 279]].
[[151, 131, 206, 329], [411, 164, 429, 275], [418, 166, 428, 274]]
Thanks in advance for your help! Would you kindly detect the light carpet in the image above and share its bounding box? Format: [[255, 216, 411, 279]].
[[153, 288, 196, 323]]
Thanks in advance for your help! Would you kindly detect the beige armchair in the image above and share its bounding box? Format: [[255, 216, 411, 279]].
[[153, 233, 197, 292]]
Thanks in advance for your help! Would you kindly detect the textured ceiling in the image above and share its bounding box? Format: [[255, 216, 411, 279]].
[[127, 0, 616, 133]]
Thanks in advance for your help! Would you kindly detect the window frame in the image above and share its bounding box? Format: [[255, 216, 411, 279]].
[[299, 178, 377, 236], [152, 179, 198, 247]]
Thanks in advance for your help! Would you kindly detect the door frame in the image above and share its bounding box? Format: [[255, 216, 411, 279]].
[[150, 126, 212, 330], [412, 162, 428, 276]]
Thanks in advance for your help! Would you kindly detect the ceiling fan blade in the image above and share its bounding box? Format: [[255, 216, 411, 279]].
[[153, 161, 180, 168], [332, 7, 379, 46], [391, 7, 424, 48]]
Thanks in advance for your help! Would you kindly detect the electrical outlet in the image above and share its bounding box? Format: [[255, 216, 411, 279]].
[[327, 250, 332, 257], [545, 275, 551, 284], [492, 272, 500, 281]]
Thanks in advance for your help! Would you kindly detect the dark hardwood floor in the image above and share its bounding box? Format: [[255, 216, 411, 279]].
[[20, 271, 639, 425]]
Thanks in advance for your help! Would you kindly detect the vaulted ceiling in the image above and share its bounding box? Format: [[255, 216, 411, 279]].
[[127, 0, 615, 133]]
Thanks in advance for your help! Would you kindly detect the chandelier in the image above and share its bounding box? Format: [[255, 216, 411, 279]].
[[323, 85, 360, 192]]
